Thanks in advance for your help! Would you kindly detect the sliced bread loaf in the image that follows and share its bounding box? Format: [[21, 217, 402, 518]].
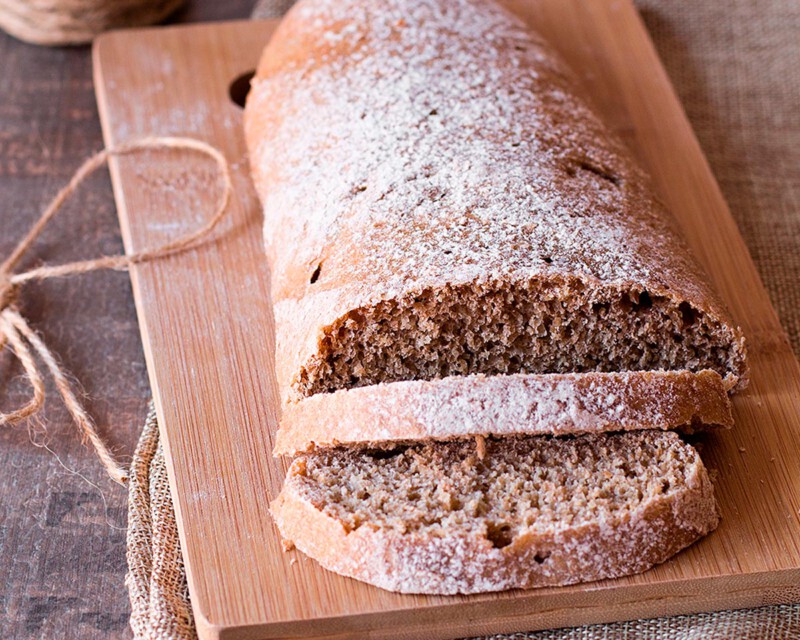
[[275, 369, 733, 455], [245, 0, 748, 407], [272, 430, 719, 594], [252, 0, 732, 596]]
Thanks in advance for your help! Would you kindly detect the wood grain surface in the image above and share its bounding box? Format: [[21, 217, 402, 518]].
[[91, 2, 800, 638], [0, 4, 255, 639]]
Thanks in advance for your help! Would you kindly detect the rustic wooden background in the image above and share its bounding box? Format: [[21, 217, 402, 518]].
[[0, 4, 256, 638]]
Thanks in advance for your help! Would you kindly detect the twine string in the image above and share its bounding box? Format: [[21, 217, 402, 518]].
[[0, 136, 232, 484]]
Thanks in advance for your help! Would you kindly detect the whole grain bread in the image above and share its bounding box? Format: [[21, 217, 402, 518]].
[[275, 369, 733, 455], [251, 0, 735, 596], [272, 430, 719, 594], [245, 0, 747, 408]]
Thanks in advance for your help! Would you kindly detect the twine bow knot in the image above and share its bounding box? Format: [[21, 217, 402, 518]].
[[0, 274, 16, 310], [0, 137, 232, 484]]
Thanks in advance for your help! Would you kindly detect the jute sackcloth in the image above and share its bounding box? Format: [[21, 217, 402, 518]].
[[125, 0, 800, 638]]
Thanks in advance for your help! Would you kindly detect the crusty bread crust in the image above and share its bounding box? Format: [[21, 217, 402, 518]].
[[271, 434, 719, 594], [275, 369, 733, 455], [245, 0, 747, 406]]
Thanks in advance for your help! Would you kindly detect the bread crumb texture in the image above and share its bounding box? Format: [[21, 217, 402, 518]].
[[274, 431, 719, 593]]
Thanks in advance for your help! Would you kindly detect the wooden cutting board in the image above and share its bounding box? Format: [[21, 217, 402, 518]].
[[92, 3, 800, 639]]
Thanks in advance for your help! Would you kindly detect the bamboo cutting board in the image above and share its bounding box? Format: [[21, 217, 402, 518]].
[[93, 3, 800, 639]]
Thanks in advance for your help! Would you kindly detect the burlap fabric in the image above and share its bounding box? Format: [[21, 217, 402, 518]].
[[126, 0, 800, 638], [127, 407, 196, 640]]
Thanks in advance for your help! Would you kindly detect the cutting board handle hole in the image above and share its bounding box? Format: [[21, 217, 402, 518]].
[[229, 70, 255, 108]]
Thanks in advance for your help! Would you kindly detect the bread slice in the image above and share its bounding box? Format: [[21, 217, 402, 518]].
[[245, 0, 748, 407], [275, 369, 733, 455], [272, 431, 719, 594]]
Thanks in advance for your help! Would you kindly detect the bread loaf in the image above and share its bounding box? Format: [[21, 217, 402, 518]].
[[245, 0, 747, 410], [249, 0, 736, 596], [272, 430, 719, 594], [275, 369, 733, 455]]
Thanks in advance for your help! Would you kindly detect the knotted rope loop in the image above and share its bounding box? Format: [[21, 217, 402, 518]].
[[0, 275, 17, 310], [0, 136, 232, 484]]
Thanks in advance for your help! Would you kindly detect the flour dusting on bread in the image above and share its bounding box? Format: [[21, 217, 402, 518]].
[[246, 0, 747, 405], [245, 0, 741, 596]]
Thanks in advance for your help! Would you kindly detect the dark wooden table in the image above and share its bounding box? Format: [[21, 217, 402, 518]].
[[0, 3, 255, 638]]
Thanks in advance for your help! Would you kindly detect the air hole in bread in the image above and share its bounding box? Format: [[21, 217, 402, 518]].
[[635, 290, 653, 310], [368, 446, 408, 460], [309, 263, 322, 285], [486, 523, 514, 549], [533, 551, 551, 564], [680, 301, 698, 327]]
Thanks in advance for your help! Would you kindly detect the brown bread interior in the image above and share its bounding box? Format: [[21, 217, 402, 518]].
[[294, 279, 745, 399], [289, 431, 712, 549]]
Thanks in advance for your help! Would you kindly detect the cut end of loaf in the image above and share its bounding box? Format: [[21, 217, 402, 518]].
[[292, 276, 747, 401], [272, 431, 719, 594]]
